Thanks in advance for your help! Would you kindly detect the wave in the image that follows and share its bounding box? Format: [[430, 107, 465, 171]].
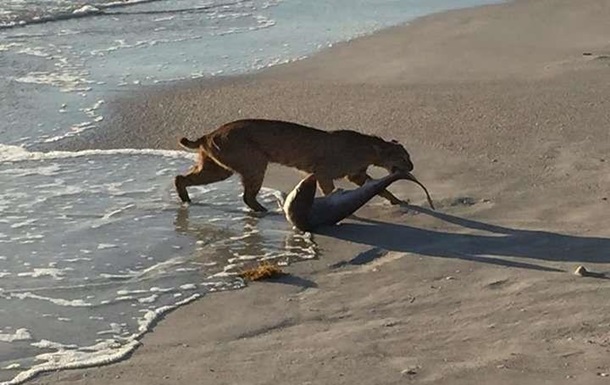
[[3, 294, 200, 385], [0, 143, 196, 163], [0, 0, 247, 30]]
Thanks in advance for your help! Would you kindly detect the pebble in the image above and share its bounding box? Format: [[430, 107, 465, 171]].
[[382, 319, 398, 327], [574, 265, 589, 277], [401, 368, 417, 375]]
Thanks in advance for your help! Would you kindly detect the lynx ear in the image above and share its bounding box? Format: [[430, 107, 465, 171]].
[[390, 140, 410, 155], [373, 140, 400, 156]]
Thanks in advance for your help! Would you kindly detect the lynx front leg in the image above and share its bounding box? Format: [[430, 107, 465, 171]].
[[316, 176, 336, 196], [240, 170, 268, 212]]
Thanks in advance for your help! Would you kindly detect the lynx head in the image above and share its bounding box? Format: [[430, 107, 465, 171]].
[[374, 139, 414, 173]]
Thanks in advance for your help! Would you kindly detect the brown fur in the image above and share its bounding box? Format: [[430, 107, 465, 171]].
[[175, 119, 414, 212]]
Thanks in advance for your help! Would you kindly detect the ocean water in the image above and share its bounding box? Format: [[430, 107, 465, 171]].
[[0, 0, 502, 383]]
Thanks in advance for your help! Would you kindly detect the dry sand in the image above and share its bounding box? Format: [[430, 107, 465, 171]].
[[37, 0, 610, 384]]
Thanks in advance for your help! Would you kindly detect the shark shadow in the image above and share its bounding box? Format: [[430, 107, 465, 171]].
[[318, 205, 610, 272]]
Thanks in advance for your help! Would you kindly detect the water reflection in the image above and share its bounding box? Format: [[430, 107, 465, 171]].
[[173, 202, 318, 276]]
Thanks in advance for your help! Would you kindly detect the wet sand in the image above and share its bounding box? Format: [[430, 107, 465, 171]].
[[36, 0, 610, 384]]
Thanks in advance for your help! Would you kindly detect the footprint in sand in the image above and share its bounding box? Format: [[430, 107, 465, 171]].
[[583, 52, 610, 66], [544, 53, 610, 74], [433, 196, 484, 209], [449, 196, 478, 207]]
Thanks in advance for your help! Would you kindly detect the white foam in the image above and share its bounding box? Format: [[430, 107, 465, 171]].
[[0, 144, 196, 163], [98, 257, 188, 283], [14, 71, 93, 93], [12, 292, 92, 307], [42, 121, 97, 143], [16, 47, 50, 58], [99, 273, 132, 279], [90, 39, 147, 55], [82, 99, 105, 116], [7, 339, 139, 385], [136, 257, 187, 278], [97, 243, 118, 250], [0, 329, 32, 343], [229, 255, 259, 263], [136, 293, 201, 333], [17, 268, 67, 280], [31, 340, 78, 350], [174, 267, 197, 272], [210, 271, 239, 278], [137, 294, 158, 304], [97, 323, 123, 336], [0, 43, 22, 52], [99, 0, 164, 8], [11, 289, 202, 385], [63, 257, 93, 263], [72, 5, 100, 15], [0, 164, 62, 177], [9, 233, 44, 242], [112, 296, 135, 302], [7, 294, 201, 385], [10, 219, 38, 229], [153, 16, 175, 22], [116, 289, 148, 296]]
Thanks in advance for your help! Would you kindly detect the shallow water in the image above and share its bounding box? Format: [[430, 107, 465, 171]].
[[0, 145, 316, 384]]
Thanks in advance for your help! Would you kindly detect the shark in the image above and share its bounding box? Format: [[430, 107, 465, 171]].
[[282, 172, 434, 232]]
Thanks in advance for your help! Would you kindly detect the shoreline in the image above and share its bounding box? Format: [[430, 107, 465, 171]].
[[33, 0, 610, 384]]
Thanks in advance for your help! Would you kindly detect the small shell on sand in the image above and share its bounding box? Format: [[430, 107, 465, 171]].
[[574, 265, 589, 277]]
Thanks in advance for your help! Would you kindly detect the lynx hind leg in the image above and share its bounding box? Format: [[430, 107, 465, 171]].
[[174, 155, 233, 203], [205, 144, 271, 212], [347, 171, 404, 205], [240, 169, 268, 212]]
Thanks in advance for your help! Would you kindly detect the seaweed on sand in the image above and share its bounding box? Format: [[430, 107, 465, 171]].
[[239, 261, 285, 281]]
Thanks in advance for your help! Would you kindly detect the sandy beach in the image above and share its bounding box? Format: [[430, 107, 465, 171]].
[[35, 0, 610, 384]]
